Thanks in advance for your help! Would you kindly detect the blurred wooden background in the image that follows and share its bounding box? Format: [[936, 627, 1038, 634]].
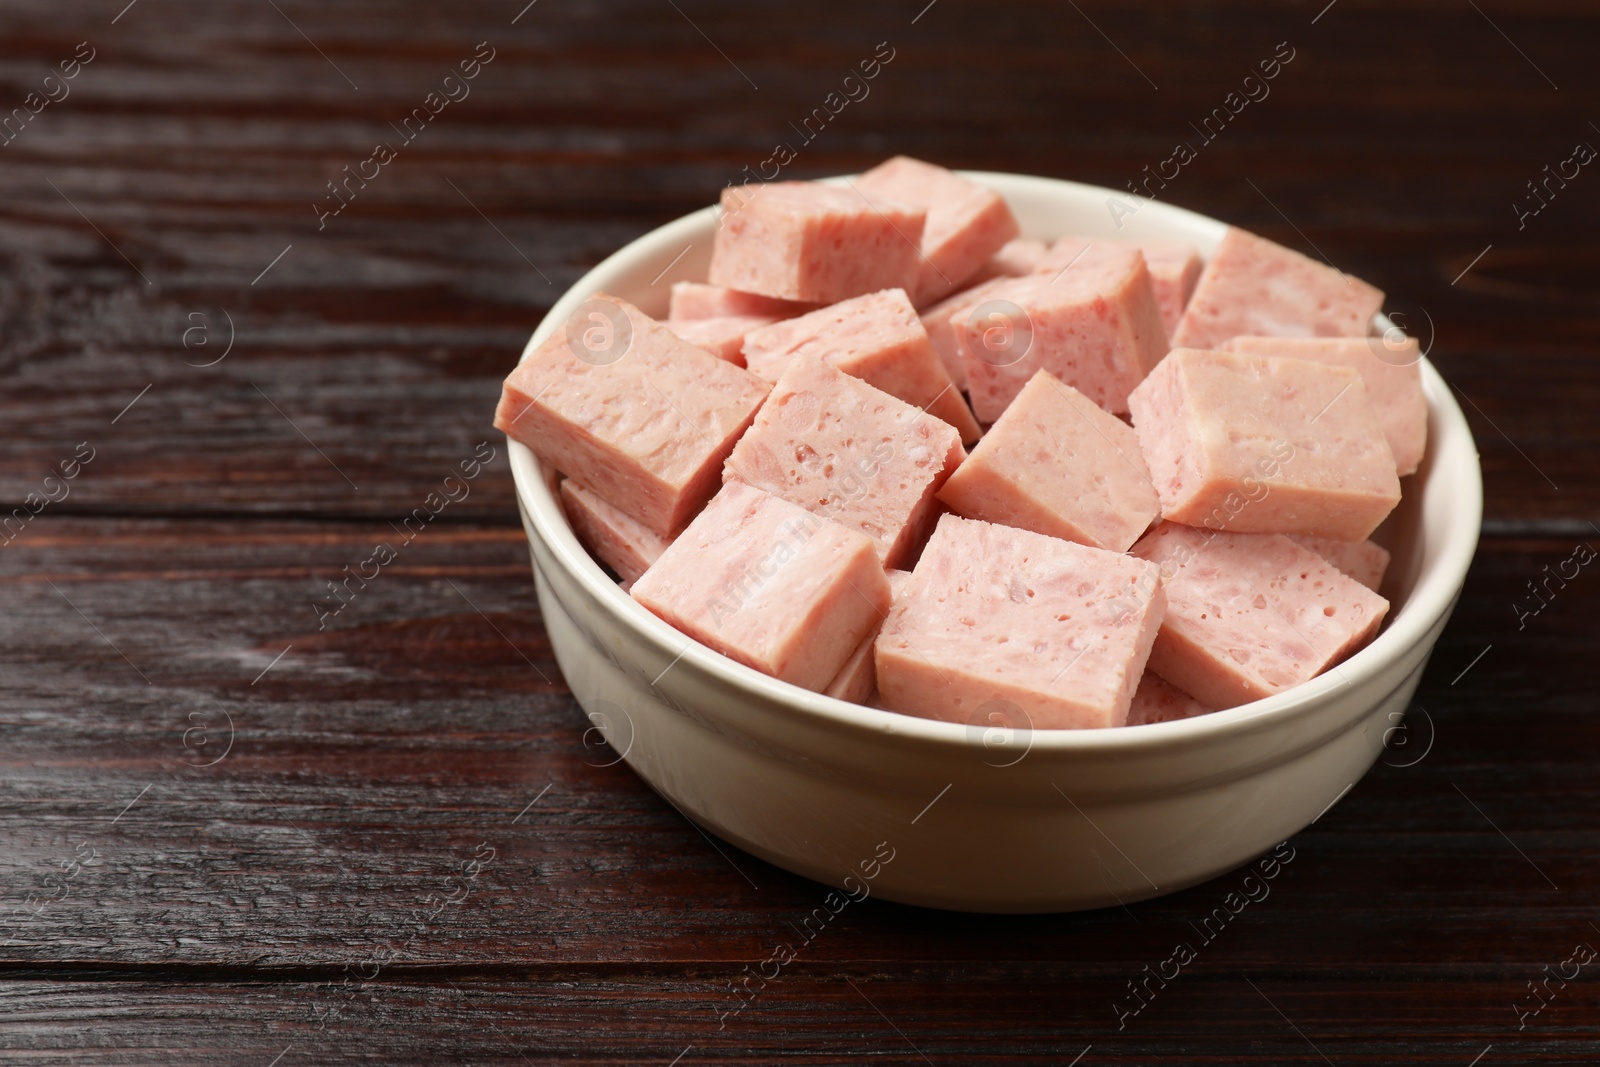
[[1, 1, 1597, 1062]]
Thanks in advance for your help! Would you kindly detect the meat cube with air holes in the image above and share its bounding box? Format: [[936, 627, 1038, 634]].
[[1170, 227, 1385, 350], [1288, 534, 1391, 592], [723, 354, 965, 569], [741, 288, 981, 442], [710, 181, 926, 304], [1127, 348, 1402, 541], [630, 481, 891, 693], [854, 155, 1021, 304], [919, 274, 1018, 391], [559, 479, 671, 588], [1225, 334, 1428, 476], [935, 370, 1160, 552], [956, 245, 1167, 421], [1129, 523, 1389, 710], [825, 569, 914, 704], [494, 292, 769, 536], [668, 281, 816, 322], [1035, 236, 1201, 339], [1124, 671, 1216, 726], [873, 513, 1166, 730], [664, 314, 779, 365]]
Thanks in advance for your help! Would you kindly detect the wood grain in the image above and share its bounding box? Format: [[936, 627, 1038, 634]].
[[2, 0, 1598, 1061], [0, 1, 1595, 525], [3, 522, 1599, 1063], [3, 976, 1598, 1066]]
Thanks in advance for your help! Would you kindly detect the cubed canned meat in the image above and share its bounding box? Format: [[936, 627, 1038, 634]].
[[823, 569, 915, 705], [1130, 523, 1389, 709], [631, 481, 891, 692], [823, 632, 879, 705], [1288, 534, 1392, 592], [494, 292, 769, 536], [710, 181, 926, 304], [664, 314, 779, 365], [724, 354, 965, 569], [1138, 241, 1204, 339], [1128, 348, 1402, 541], [1035, 235, 1201, 340], [559, 479, 671, 588], [1226, 334, 1428, 476], [668, 281, 816, 322], [958, 245, 1167, 421], [1170, 227, 1384, 350], [874, 514, 1166, 729], [855, 155, 1020, 305], [936, 370, 1160, 552], [1123, 671, 1216, 726], [919, 274, 1018, 391], [742, 288, 981, 442], [972, 237, 1049, 282]]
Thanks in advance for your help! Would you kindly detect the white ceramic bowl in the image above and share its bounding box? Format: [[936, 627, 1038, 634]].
[[506, 172, 1482, 913]]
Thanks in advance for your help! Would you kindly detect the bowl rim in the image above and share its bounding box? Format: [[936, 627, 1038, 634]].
[[506, 170, 1483, 754]]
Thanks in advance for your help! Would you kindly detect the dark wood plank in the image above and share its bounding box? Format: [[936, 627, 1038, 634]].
[[2, 519, 1597, 1066], [5, 975, 1597, 1065], [0, 1, 1595, 525], [4, 0, 1600, 1060]]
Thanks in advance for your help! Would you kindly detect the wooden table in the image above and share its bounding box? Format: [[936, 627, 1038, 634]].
[[3, 1, 1596, 1062]]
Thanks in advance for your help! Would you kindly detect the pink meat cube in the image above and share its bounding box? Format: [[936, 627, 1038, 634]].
[[1170, 227, 1385, 350], [854, 155, 1020, 304], [494, 292, 769, 536], [631, 481, 890, 692], [1130, 523, 1388, 709], [710, 181, 926, 304], [1124, 672, 1215, 726], [723, 354, 965, 569], [1127, 348, 1403, 541], [559, 479, 671, 588], [1288, 534, 1391, 592], [1035, 235, 1199, 340], [874, 514, 1165, 730], [956, 245, 1167, 421], [668, 281, 815, 321], [741, 288, 981, 442], [919, 275, 1017, 391], [664, 314, 779, 365], [824, 569, 914, 704], [824, 631, 879, 705], [1139, 241, 1204, 339], [982, 237, 1049, 279], [1031, 234, 1097, 276], [936, 370, 1160, 552], [964, 238, 1049, 287], [1225, 335, 1428, 476]]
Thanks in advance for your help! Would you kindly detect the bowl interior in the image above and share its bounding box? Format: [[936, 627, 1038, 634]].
[[506, 171, 1482, 750]]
